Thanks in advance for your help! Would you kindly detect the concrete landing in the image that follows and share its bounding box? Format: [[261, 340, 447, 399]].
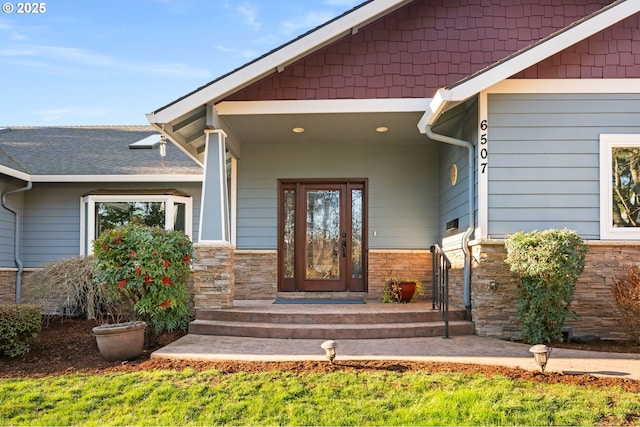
[[152, 334, 640, 380]]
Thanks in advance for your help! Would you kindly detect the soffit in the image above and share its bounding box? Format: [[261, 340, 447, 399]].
[[220, 111, 426, 146]]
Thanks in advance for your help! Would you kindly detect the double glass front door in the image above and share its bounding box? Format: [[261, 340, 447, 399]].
[[279, 180, 366, 292]]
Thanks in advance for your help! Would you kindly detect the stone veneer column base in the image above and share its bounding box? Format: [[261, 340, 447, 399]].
[[192, 242, 235, 310]]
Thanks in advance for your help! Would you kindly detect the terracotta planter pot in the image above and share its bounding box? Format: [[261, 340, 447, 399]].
[[396, 281, 417, 303], [92, 321, 146, 362]]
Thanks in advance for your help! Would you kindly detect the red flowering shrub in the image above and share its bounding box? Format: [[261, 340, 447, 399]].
[[93, 224, 193, 347]]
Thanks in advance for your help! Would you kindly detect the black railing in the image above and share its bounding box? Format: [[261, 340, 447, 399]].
[[430, 244, 451, 338]]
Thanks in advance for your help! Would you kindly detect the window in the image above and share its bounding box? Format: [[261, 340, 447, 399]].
[[600, 134, 640, 239], [81, 193, 192, 255]]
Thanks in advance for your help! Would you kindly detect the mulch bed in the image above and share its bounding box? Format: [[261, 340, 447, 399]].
[[1, 317, 640, 393]]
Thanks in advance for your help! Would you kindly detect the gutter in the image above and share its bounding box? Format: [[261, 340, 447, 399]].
[[1, 181, 33, 304], [424, 126, 474, 320]]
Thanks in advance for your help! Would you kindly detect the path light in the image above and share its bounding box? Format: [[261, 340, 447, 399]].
[[321, 340, 337, 364], [529, 344, 552, 373]]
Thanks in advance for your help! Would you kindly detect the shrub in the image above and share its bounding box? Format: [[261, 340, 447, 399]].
[[0, 305, 41, 357], [613, 265, 640, 344], [28, 255, 125, 322], [92, 224, 194, 347], [504, 229, 588, 344]]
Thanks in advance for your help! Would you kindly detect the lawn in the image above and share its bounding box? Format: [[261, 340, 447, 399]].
[[1, 368, 639, 426]]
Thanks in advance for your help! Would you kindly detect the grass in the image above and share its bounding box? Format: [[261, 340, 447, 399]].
[[1, 368, 639, 426]]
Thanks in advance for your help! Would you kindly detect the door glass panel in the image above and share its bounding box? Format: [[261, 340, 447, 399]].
[[283, 189, 295, 279], [306, 190, 340, 280], [351, 189, 363, 279]]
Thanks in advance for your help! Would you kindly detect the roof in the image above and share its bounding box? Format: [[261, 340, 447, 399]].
[[0, 126, 203, 182]]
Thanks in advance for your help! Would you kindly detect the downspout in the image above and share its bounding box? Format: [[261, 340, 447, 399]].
[[425, 126, 474, 320], [1, 181, 32, 304]]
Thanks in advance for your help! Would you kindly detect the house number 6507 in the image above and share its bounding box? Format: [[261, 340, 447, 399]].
[[480, 119, 488, 174]]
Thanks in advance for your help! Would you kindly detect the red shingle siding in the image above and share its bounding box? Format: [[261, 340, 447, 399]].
[[225, 0, 613, 102], [514, 13, 640, 79]]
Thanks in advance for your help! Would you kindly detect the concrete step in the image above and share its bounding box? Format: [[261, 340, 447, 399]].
[[195, 306, 467, 324], [189, 319, 475, 339], [189, 301, 474, 339]]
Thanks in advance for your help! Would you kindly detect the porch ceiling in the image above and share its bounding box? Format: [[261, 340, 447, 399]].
[[220, 111, 427, 146]]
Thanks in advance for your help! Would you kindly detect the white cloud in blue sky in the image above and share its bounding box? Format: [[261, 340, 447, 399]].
[[0, 0, 360, 126]]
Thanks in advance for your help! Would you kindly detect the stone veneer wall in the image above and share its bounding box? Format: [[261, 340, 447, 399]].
[[234, 250, 278, 300], [192, 242, 235, 310], [0, 269, 17, 305], [367, 250, 432, 302], [468, 240, 635, 341]]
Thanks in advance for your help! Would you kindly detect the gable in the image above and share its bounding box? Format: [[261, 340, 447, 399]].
[[514, 12, 640, 79], [225, 0, 613, 102]]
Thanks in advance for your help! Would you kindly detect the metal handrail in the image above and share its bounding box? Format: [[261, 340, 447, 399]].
[[430, 244, 451, 338]]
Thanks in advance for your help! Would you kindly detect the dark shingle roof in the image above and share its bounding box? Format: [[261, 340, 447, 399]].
[[0, 126, 202, 177]]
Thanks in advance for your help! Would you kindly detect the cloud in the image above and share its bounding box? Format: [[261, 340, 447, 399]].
[[35, 106, 111, 123], [281, 11, 336, 37], [237, 3, 260, 31], [324, 0, 360, 6], [214, 45, 257, 60], [0, 43, 211, 79]]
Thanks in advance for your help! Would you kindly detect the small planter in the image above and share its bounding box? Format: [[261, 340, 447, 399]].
[[394, 281, 417, 303], [92, 321, 146, 362], [383, 278, 423, 303]]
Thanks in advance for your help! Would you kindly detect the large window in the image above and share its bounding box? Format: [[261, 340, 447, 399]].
[[600, 134, 640, 239], [81, 193, 192, 255]]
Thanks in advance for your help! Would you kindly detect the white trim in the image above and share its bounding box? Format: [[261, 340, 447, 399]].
[[199, 130, 230, 243], [81, 194, 194, 255], [148, 0, 412, 123], [0, 165, 30, 181], [599, 134, 640, 240], [477, 91, 489, 240], [29, 174, 203, 183], [230, 155, 237, 246], [216, 98, 431, 115], [488, 78, 640, 94]]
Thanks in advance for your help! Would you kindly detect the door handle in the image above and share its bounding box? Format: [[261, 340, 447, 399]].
[[341, 240, 347, 257]]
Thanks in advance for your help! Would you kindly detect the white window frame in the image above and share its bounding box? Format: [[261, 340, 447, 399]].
[[80, 194, 193, 255], [599, 134, 640, 240]]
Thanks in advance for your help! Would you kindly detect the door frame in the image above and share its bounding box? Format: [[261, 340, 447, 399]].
[[277, 178, 368, 292]]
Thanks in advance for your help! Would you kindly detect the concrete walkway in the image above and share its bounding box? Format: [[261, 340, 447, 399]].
[[152, 334, 640, 380]]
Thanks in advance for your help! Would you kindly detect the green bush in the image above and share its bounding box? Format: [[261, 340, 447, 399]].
[[504, 229, 588, 344], [0, 305, 41, 357], [92, 224, 194, 347]]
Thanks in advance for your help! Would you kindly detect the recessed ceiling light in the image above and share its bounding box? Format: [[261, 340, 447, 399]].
[[376, 126, 389, 133], [292, 127, 305, 133]]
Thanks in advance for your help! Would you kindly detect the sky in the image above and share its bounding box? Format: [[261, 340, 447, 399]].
[[0, 0, 361, 126]]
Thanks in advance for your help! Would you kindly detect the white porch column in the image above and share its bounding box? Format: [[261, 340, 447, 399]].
[[199, 129, 230, 242]]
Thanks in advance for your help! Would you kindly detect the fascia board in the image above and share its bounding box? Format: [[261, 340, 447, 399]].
[[0, 165, 31, 182], [148, 0, 411, 124], [29, 174, 204, 183], [417, 89, 447, 132], [216, 98, 430, 115]]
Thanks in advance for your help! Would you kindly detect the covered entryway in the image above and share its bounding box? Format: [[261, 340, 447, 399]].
[[279, 179, 366, 292]]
